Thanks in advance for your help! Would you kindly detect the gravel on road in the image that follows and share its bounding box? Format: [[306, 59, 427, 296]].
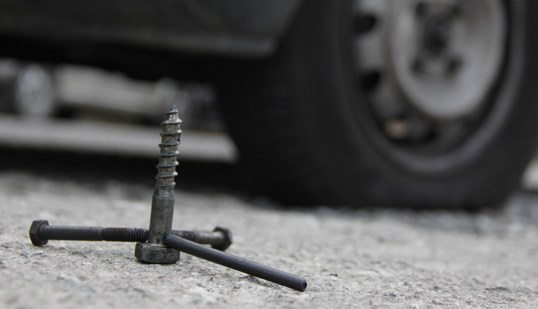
[[0, 172, 537, 308]]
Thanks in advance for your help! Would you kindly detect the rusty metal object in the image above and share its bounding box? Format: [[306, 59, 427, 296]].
[[29, 220, 231, 250], [27, 106, 307, 291], [136, 106, 182, 264], [208, 226, 232, 251], [29, 219, 305, 291]]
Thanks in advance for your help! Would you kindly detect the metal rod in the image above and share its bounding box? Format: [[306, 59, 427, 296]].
[[164, 234, 307, 292], [29, 220, 231, 250], [41, 225, 145, 242]]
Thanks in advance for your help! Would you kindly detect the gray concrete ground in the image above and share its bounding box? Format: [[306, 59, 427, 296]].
[[0, 171, 537, 308]]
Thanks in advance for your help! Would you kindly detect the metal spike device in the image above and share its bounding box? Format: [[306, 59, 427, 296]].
[[28, 106, 307, 292]]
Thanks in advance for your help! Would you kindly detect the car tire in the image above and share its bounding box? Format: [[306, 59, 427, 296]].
[[218, 0, 538, 208]]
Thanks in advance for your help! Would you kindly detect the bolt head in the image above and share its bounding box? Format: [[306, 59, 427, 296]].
[[212, 226, 233, 251], [135, 243, 180, 264], [29, 220, 49, 246]]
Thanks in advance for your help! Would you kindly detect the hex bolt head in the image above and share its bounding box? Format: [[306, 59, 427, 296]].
[[29, 220, 49, 246], [211, 226, 233, 251], [135, 243, 180, 264]]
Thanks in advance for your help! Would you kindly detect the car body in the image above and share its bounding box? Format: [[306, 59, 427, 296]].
[[0, 0, 301, 71]]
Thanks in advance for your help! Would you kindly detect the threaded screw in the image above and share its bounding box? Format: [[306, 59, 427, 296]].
[[149, 105, 181, 244], [135, 106, 183, 264]]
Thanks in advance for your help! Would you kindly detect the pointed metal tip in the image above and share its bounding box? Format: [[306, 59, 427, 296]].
[[164, 105, 180, 121]]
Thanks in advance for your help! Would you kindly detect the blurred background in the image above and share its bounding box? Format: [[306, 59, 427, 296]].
[[0, 58, 235, 161], [1, 0, 538, 209], [0, 57, 243, 192], [0, 55, 537, 195]]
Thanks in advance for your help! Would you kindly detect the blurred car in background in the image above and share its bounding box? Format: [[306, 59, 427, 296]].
[[1, 0, 538, 209], [0, 60, 219, 129]]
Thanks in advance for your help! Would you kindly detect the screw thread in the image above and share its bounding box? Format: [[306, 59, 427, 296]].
[[101, 227, 147, 242], [146, 106, 182, 247], [156, 106, 182, 188]]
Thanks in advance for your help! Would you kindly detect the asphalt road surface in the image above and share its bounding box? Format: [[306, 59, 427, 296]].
[[0, 152, 537, 308]]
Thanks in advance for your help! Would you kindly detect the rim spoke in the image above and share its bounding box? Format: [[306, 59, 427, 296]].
[[353, 0, 389, 70], [353, 35, 385, 71]]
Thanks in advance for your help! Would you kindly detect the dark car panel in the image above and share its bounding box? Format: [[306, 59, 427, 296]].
[[0, 0, 301, 57]]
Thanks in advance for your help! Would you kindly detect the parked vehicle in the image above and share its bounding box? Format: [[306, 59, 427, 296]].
[[0, 60, 218, 129], [1, 0, 537, 208]]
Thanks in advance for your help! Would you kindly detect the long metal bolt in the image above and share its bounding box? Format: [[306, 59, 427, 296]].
[[29, 220, 232, 251], [135, 106, 183, 264]]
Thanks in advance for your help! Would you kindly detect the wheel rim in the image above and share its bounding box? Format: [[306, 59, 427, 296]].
[[353, 0, 507, 149]]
